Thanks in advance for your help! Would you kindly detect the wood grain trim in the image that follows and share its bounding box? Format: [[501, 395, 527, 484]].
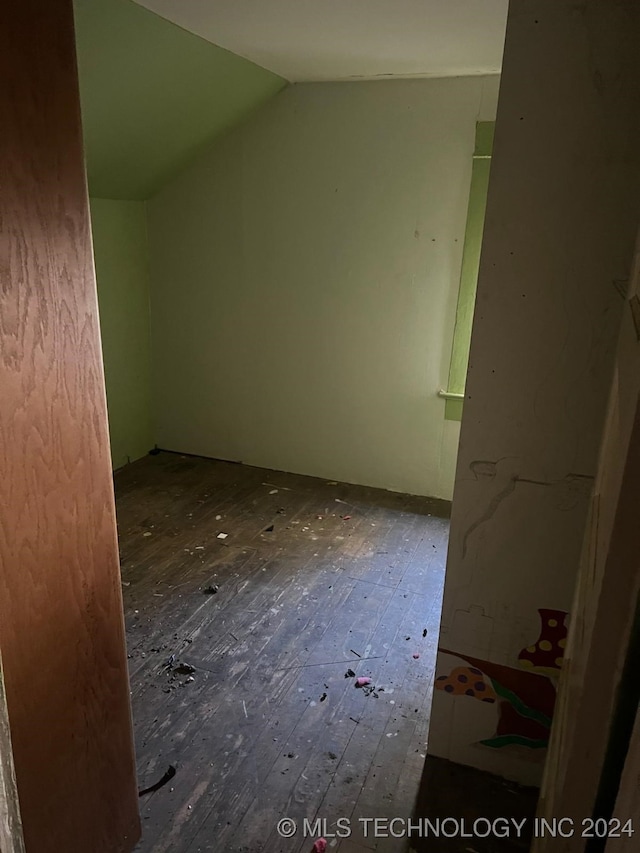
[[0, 1, 140, 850]]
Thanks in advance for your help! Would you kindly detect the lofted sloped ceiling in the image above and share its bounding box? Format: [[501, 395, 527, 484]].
[[74, 0, 285, 200], [134, 0, 508, 83]]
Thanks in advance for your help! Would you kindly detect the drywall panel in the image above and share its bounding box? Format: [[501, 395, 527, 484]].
[[91, 198, 153, 469], [429, 0, 640, 785], [0, 1, 140, 849], [148, 75, 500, 500]]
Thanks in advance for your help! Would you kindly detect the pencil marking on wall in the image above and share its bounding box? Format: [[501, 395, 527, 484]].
[[462, 464, 517, 558]]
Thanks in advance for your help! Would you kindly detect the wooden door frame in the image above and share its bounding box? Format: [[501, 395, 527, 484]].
[[605, 703, 640, 852], [534, 229, 640, 851], [0, 1, 140, 849]]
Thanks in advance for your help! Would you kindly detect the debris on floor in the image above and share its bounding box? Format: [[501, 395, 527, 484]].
[[173, 662, 196, 675], [413, 653, 420, 659], [262, 482, 292, 491], [117, 454, 449, 850], [138, 765, 176, 797]]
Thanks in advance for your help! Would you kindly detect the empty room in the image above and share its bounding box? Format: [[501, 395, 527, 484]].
[[77, 0, 504, 849], [3, 2, 640, 853]]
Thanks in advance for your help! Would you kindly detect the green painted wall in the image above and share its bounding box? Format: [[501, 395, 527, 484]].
[[148, 77, 500, 500], [74, 0, 286, 200], [76, 0, 286, 467], [91, 198, 153, 469]]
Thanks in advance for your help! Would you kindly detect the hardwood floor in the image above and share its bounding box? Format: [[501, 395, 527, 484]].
[[115, 452, 450, 852]]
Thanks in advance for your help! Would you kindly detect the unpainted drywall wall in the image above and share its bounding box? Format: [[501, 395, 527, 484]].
[[428, 0, 640, 786], [91, 198, 153, 469], [147, 76, 500, 500]]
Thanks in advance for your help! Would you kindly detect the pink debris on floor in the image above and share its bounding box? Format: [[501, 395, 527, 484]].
[[355, 677, 372, 687], [311, 839, 327, 853], [413, 653, 420, 659]]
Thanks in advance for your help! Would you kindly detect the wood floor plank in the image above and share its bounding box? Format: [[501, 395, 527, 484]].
[[114, 453, 450, 853]]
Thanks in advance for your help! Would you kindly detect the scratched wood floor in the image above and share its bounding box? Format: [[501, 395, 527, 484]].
[[116, 452, 449, 853]]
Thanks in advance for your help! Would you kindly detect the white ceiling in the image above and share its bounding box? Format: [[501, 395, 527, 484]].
[[133, 0, 508, 83]]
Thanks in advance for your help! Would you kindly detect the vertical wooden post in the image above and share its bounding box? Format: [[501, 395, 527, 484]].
[[0, 1, 141, 850]]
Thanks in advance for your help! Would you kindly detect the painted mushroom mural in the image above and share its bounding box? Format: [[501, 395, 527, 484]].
[[436, 608, 568, 751]]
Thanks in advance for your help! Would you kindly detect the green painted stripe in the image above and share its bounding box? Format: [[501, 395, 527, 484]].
[[475, 121, 495, 157], [443, 122, 494, 422], [490, 679, 553, 728], [444, 399, 464, 422]]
